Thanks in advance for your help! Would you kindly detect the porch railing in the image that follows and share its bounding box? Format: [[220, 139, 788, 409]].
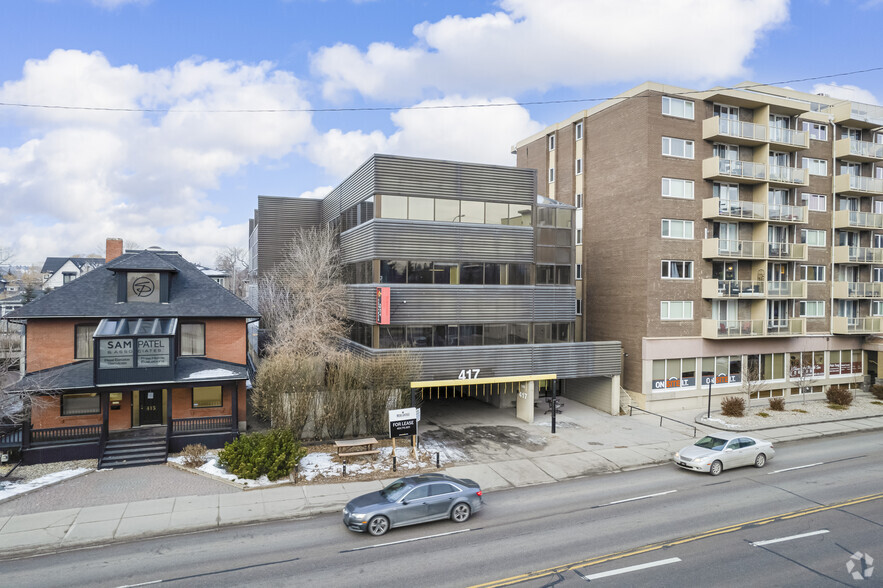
[[0, 424, 23, 448], [30, 424, 102, 445], [171, 416, 233, 435]]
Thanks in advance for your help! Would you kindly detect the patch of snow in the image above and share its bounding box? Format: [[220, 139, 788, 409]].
[[0, 468, 91, 500], [168, 454, 281, 488], [700, 417, 741, 429], [185, 368, 238, 380]]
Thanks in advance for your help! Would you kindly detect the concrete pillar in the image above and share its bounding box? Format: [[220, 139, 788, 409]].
[[608, 375, 621, 415], [516, 380, 535, 423]]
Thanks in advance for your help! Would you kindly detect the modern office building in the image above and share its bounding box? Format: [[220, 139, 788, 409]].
[[515, 81, 883, 410], [249, 154, 621, 419]]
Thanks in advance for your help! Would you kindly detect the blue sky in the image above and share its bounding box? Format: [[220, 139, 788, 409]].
[[2, 0, 882, 265]]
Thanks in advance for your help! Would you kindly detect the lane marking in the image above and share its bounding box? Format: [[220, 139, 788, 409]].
[[341, 528, 471, 552], [469, 492, 883, 588], [577, 557, 681, 580], [768, 462, 823, 474], [750, 529, 829, 547], [607, 490, 677, 505], [117, 581, 162, 587]]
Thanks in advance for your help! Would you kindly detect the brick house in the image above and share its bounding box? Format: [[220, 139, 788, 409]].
[[1, 239, 259, 466]]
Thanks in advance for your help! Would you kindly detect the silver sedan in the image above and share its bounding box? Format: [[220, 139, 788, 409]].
[[674, 433, 775, 476]]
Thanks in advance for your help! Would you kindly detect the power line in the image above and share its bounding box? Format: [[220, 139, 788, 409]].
[[0, 66, 880, 114]]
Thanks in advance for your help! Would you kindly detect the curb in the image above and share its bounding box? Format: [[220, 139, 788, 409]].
[[695, 411, 883, 432]]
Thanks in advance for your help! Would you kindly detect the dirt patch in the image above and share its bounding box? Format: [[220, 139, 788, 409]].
[[422, 425, 548, 456]]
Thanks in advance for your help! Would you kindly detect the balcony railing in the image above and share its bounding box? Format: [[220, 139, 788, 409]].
[[171, 416, 234, 434], [766, 281, 807, 298], [703, 239, 767, 259], [767, 203, 807, 223], [832, 316, 883, 335], [835, 138, 883, 162], [703, 157, 766, 183], [702, 117, 767, 144], [833, 245, 883, 264], [768, 165, 808, 186], [30, 424, 102, 445], [767, 242, 807, 261], [834, 209, 883, 230], [768, 127, 809, 149], [834, 174, 883, 195], [833, 282, 883, 299], [826, 101, 883, 128], [701, 318, 805, 339], [702, 198, 765, 221], [702, 279, 765, 298]]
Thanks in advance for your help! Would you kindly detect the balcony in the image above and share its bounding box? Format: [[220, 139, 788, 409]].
[[767, 203, 807, 224], [826, 101, 883, 129], [833, 282, 883, 299], [767, 242, 807, 261], [834, 210, 883, 230], [832, 316, 883, 335], [833, 245, 883, 264], [766, 281, 807, 298], [702, 239, 767, 260], [702, 157, 766, 184], [702, 198, 765, 221], [768, 127, 809, 150], [768, 165, 809, 187], [834, 138, 883, 163], [702, 117, 767, 146], [834, 174, 883, 196], [702, 279, 806, 299], [702, 318, 805, 339]]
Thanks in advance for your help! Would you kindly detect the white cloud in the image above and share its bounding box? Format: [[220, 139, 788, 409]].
[[312, 0, 790, 101], [90, 0, 152, 9], [297, 186, 335, 199], [0, 50, 315, 263], [307, 95, 543, 178], [811, 82, 879, 105]]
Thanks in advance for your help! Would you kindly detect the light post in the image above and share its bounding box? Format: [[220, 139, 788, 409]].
[[707, 376, 713, 419]]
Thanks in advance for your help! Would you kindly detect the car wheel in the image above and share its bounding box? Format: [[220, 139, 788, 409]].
[[709, 460, 723, 476], [451, 503, 471, 523], [754, 453, 766, 468], [367, 515, 390, 536]]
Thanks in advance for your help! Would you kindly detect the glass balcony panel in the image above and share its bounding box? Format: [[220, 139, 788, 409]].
[[769, 127, 808, 149], [768, 165, 808, 185], [767, 204, 806, 223]]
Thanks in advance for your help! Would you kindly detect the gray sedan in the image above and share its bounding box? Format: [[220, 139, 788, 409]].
[[674, 433, 775, 476], [343, 473, 483, 536]]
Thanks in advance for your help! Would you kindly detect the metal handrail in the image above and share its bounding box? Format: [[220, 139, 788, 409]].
[[628, 405, 698, 437]]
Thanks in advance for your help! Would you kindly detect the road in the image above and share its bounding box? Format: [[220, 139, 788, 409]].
[[3, 431, 882, 587]]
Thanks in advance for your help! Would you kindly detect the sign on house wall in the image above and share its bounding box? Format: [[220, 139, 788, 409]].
[[127, 272, 160, 303], [98, 337, 171, 369]]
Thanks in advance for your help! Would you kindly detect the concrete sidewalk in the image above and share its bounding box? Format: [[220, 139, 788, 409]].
[[1, 404, 882, 559]]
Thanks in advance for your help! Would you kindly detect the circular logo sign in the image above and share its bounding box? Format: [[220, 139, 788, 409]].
[[132, 276, 156, 297]]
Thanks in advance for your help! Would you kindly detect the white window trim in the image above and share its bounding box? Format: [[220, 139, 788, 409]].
[[801, 265, 826, 282], [801, 193, 826, 212], [799, 300, 825, 318], [575, 193, 583, 209], [548, 135, 555, 151], [575, 122, 583, 141], [802, 157, 828, 176], [661, 300, 693, 321], [549, 168, 555, 183], [662, 137, 694, 159], [662, 178, 695, 200], [575, 299, 582, 316], [575, 158, 582, 175], [661, 260, 694, 280], [801, 228, 826, 247], [575, 228, 583, 245], [662, 96, 695, 120], [661, 219, 694, 240]]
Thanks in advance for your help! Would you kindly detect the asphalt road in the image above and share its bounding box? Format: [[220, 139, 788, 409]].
[[3, 431, 882, 587]]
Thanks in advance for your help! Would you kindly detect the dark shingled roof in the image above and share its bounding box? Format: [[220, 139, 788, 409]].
[[40, 257, 105, 274], [4, 357, 248, 392], [8, 251, 258, 320]]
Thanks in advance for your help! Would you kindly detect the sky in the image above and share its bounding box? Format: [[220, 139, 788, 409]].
[[1, 0, 882, 266]]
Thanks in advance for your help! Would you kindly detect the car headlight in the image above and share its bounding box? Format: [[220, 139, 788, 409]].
[[351, 513, 366, 520], [674, 452, 680, 460]]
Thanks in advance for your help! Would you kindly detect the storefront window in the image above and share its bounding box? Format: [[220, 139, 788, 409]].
[[192, 386, 223, 408], [62, 393, 100, 416]]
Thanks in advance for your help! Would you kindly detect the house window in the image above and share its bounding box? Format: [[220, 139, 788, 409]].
[[575, 193, 583, 209], [799, 301, 825, 318], [662, 178, 694, 200], [62, 272, 76, 284], [575, 228, 582, 245], [801, 265, 825, 281], [575, 122, 583, 140], [180, 323, 205, 356], [575, 299, 582, 315], [75, 324, 97, 359], [802, 157, 828, 176], [662, 137, 694, 159], [575, 264, 582, 280], [192, 386, 223, 408], [800, 229, 826, 247], [62, 393, 100, 416], [662, 96, 695, 120], [661, 260, 693, 279], [575, 158, 582, 175], [548, 135, 555, 151], [549, 168, 555, 183], [661, 301, 693, 320], [661, 219, 693, 239], [801, 193, 826, 212], [802, 121, 828, 141]]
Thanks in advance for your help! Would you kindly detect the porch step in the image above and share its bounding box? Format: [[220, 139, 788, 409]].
[[100, 436, 168, 469]]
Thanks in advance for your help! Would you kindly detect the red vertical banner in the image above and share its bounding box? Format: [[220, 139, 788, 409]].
[[376, 287, 390, 324]]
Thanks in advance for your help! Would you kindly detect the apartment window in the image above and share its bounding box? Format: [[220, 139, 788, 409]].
[[802, 157, 828, 176], [575, 263, 582, 280], [799, 301, 825, 318], [801, 193, 826, 212], [548, 135, 555, 151], [575, 193, 583, 209], [801, 121, 828, 141], [192, 386, 223, 408], [800, 229, 826, 247], [873, 301, 883, 316], [549, 168, 555, 183], [651, 358, 697, 390], [575, 158, 582, 175], [575, 122, 583, 140], [661, 301, 693, 320], [661, 219, 693, 239], [801, 265, 825, 281], [661, 260, 693, 279], [662, 96, 695, 120], [180, 323, 206, 356], [62, 393, 100, 416], [662, 137, 694, 159], [661, 178, 694, 200], [575, 299, 582, 316], [75, 324, 97, 359], [575, 228, 582, 245]]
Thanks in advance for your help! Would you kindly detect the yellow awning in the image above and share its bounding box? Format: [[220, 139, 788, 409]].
[[410, 374, 557, 388]]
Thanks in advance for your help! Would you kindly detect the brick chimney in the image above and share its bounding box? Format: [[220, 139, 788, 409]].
[[106, 237, 124, 263]]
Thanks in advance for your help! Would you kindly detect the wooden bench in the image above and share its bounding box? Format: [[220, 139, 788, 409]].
[[338, 449, 380, 458], [335, 437, 379, 458]]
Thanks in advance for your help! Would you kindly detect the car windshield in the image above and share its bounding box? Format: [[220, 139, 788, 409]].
[[380, 479, 412, 502], [694, 436, 728, 451]]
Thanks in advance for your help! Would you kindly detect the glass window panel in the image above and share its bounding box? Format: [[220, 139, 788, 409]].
[[408, 197, 435, 221], [62, 393, 100, 416], [380, 260, 407, 283], [433, 263, 455, 284], [484, 324, 507, 345], [701, 357, 714, 379], [652, 359, 665, 380], [508, 263, 530, 285], [435, 198, 460, 223], [538, 228, 556, 246], [382, 195, 407, 219], [460, 200, 484, 224], [716, 356, 728, 378], [461, 263, 484, 285], [556, 208, 572, 228], [379, 326, 405, 348], [407, 261, 433, 284], [76, 324, 96, 359], [682, 358, 696, 379], [538, 207, 555, 227], [460, 325, 483, 346], [509, 324, 529, 344], [180, 324, 205, 356], [534, 323, 551, 344], [484, 263, 502, 285], [536, 265, 554, 285], [407, 326, 433, 347], [556, 265, 571, 285], [192, 386, 223, 408], [485, 202, 509, 225], [508, 204, 531, 226], [555, 247, 572, 265]]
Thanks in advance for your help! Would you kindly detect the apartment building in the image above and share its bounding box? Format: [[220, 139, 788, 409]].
[[515, 81, 883, 410], [250, 154, 621, 419]]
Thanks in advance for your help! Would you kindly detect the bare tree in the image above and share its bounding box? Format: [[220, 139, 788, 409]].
[[737, 357, 764, 406], [790, 350, 820, 405], [215, 246, 249, 299], [0, 245, 12, 267]]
